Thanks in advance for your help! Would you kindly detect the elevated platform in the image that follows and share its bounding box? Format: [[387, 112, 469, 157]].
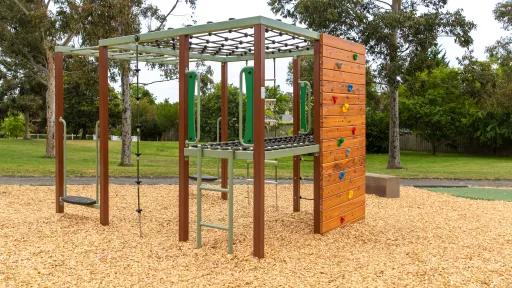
[[185, 135, 319, 160]]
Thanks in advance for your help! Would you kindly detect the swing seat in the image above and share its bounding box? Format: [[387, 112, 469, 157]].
[[189, 175, 218, 182], [61, 195, 97, 206]]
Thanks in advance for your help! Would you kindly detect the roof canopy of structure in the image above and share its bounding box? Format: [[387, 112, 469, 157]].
[[55, 16, 320, 64]]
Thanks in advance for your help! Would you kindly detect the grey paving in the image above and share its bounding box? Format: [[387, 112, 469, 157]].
[[1, 176, 511, 187]]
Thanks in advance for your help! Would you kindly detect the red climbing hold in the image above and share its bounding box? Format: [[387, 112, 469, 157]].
[[352, 127, 356, 135], [332, 95, 337, 104], [340, 217, 346, 225]]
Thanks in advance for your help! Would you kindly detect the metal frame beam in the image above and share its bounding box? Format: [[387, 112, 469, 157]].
[[99, 16, 319, 47], [56, 45, 313, 63]]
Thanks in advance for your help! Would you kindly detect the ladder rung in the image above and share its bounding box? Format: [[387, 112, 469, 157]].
[[199, 185, 228, 193], [201, 222, 228, 231]]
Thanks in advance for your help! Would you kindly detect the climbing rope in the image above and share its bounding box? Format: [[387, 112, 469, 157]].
[[134, 37, 143, 237]]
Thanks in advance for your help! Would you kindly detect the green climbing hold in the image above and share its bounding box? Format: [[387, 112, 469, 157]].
[[337, 137, 345, 147], [353, 53, 359, 61]]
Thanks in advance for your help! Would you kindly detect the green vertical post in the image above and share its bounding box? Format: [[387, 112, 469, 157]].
[[300, 82, 307, 132], [187, 71, 198, 142], [242, 67, 254, 144]]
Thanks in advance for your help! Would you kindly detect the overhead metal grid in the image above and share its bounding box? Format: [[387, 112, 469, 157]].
[[55, 16, 319, 63]]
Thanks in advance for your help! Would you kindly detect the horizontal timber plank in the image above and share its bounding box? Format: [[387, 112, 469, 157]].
[[320, 126, 365, 140], [322, 57, 365, 75], [321, 69, 366, 85], [322, 103, 365, 117], [322, 175, 365, 199], [320, 136, 365, 151], [322, 165, 365, 187], [322, 184, 365, 210], [322, 146, 365, 164], [321, 115, 365, 128], [321, 205, 365, 234], [322, 93, 365, 105], [322, 45, 366, 65], [321, 34, 366, 55], [322, 81, 365, 95], [321, 156, 365, 175], [322, 194, 365, 222]]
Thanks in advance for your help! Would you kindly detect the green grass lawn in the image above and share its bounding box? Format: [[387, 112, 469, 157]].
[[1, 139, 512, 179], [426, 187, 512, 201]]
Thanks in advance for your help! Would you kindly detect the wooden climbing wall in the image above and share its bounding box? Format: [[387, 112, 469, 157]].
[[318, 34, 366, 234]]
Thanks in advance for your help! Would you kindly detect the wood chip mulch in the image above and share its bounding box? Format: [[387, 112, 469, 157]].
[[1, 184, 511, 287]]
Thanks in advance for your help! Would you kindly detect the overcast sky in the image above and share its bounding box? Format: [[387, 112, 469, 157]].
[[134, 0, 508, 103]]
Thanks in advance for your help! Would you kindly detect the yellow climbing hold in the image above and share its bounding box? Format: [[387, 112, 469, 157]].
[[348, 190, 354, 199], [342, 103, 350, 113]]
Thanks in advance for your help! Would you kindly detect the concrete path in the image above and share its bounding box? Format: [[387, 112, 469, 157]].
[[1, 176, 512, 187]]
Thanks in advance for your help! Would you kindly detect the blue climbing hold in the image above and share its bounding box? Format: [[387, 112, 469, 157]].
[[338, 171, 346, 181], [345, 148, 351, 158], [347, 84, 353, 92]]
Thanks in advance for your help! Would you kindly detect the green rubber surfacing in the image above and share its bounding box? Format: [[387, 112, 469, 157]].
[[426, 187, 512, 202]]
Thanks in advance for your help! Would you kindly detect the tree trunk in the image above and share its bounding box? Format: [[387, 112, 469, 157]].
[[431, 141, 437, 156], [120, 61, 132, 166], [23, 111, 30, 140], [387, 85, 401, 167], [387, 0, 402, 169], [45, 49, 56, 158]]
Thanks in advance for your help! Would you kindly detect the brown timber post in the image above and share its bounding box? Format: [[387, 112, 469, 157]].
[[98, 46, 110, 226], [178, 35, 190, 241], [313, 40, 321, 234], [292, 57, 301, 212], [253, 24, 265, 258], [220, 62, 228, 200], [55, 52, 64, 214]]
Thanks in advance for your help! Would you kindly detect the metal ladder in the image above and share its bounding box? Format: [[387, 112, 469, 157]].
[[195, 145, 235, 254]]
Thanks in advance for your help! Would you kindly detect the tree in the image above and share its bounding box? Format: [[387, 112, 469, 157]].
[[400, 67, 472, 155], [1, 113, 25, 138], [200, 83, 243, 141], [156, 99, 179, 139], [269, 0, 475, 168], [264, 85, 290, 121], [78, 0, 196, 165]]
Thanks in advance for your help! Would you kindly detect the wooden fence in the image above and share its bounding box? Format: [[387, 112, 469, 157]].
[[400, 133, 512, 155]]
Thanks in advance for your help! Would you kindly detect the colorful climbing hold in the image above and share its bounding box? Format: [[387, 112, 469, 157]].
[[345, 148, 351, 158], [339, 216, 346, 225], [342, 103, 350, 113], [347, 84, 353, 92], [352, 127, 356, 135], [348, 190, 354, 199], [338, 171, 346, 181], [332, 95, 338, 104], [337, 137, 345, 147], [353, 53, 359, 61]]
